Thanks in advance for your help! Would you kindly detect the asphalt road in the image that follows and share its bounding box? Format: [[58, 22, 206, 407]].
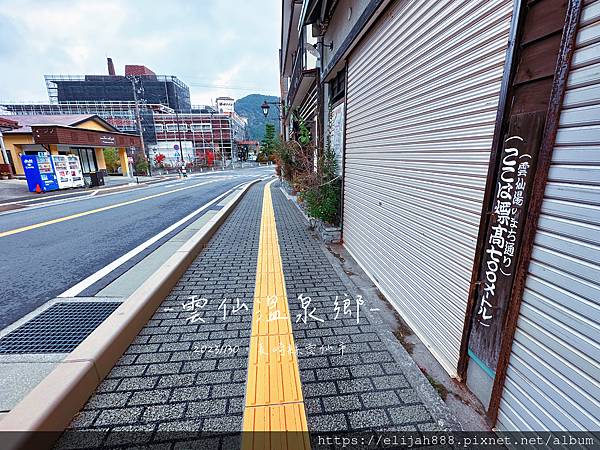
[[0, 166, 274, 330]]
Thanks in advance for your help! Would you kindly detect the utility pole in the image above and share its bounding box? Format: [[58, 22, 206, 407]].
[[174, 83, 185, 165], [128, 75, 151, 176]]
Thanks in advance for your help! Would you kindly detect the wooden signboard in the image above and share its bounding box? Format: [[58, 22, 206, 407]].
[[467, 111, 546, 374]]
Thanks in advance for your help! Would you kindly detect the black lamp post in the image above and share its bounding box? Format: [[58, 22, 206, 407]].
[[261, 101, 270, 118], [261, 99, 282, 120]]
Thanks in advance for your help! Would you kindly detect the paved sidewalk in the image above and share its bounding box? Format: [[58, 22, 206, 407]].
[[59, 179, 458, 449], [271, 185, 457, 434]]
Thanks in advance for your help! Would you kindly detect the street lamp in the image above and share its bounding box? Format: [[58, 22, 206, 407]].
[[261, 100, 282, 119], [261, 101, 270, 118]]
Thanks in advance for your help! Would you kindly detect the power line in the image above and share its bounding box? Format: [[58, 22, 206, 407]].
[[186, 83, 278, 92]]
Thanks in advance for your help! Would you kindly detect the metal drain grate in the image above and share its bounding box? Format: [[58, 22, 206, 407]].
[[0, 302, 121, 354]]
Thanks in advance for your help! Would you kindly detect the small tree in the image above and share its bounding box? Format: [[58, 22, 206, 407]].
[[134, 154, 149, 176], [261, 123, 277, 156], [103, 148, 120, 173]]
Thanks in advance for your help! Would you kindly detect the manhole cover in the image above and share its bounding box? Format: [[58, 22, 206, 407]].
[[0, 302, 120, 354]]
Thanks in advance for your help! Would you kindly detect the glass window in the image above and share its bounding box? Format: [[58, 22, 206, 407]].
[[192, 123, 212, 133], [72, 148, 97, 173]]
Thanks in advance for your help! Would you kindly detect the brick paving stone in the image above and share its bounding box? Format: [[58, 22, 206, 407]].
[[116, 376, 158, 392], [361, 390, 401, 408], [187, 399, 227, 418], [348, 408, 391, 429], [307, 413, 349, 432], [61, 179, 458, 447], [141, 403, 186, 422], [55, 430, 108, 449], [271, 184, 448, 433], [67, 410, 99, 429], [389, 405, 432, 425], [170, 385, 210, 402], [128, 389, 171, 406], [85, 392, 131, 409], [94, 407, 143, 426], [322, 394, 362, 412], [103, 424, 155, 446], [63, 183, 265, 447], [156, 373, 196, 388]]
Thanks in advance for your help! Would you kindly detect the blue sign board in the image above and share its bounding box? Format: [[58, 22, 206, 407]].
[[20, 154, 59, 192]]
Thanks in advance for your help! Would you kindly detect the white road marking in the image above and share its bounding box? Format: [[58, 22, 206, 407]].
[[0, 178, 216, 217], [58, 180, 252, 298]]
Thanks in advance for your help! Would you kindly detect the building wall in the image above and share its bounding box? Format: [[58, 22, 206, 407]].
[[53, 76, 191, 113], [75, 119, 114, 132], [321, 0, 372, 74], [152, 113, 236, 164], [3, 120, 125, 175], [342, 0, 514, 375], [2, 133, 34, 175], [1, 103, 157, 145], [496, 0, 600, 431]]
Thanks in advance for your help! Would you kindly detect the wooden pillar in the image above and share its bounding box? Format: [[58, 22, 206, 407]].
[[95, 148, 107, 172]]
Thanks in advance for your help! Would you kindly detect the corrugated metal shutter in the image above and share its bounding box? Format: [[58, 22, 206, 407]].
[[497, 0, 600, 431], [343, 0, 514, 375], [298, 83, 318, 125]]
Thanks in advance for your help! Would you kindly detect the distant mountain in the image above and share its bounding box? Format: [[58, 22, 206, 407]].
[[235, 94, 281, 141]]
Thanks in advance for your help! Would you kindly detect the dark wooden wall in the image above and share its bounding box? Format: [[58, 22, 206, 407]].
[[459, 0, 578, 426], [512, 0, 569, 115]]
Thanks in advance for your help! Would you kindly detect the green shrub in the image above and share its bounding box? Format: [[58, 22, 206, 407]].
[[135, 158, 148, 175], [273, 110, 342, 226], [301, 177, 341, 225]]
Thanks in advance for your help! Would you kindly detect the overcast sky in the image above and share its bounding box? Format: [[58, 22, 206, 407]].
[[0, 0, 281, 105]]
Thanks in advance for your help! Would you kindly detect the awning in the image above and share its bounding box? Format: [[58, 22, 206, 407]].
[[31, 124, 141, 148], [0, 117, 19, 131]]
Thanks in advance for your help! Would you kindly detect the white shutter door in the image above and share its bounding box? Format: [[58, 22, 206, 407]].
[[497, 0, 600, 431], [344, 0, 514, 374]]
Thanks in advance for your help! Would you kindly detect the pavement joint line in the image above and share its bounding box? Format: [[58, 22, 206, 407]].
[[0, 180, 218, 238], [58, 181, 247, 298], [0, 178, 263, 449], [242, 180, 311, 450]]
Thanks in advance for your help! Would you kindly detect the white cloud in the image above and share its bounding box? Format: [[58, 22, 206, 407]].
[[0, 0, 280, 103]]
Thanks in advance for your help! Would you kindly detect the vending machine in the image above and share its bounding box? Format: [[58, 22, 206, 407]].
[[51, 155, 72, 189], [20, 153, 59, 192], [67, 155, 85, 187]]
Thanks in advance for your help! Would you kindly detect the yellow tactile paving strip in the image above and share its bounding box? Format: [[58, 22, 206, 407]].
[[242, 180, 311, 450]]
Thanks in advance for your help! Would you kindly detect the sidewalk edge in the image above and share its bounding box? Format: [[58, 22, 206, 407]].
[[0, 178, 263, 449]]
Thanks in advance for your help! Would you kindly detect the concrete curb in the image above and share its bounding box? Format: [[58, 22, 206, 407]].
[[0, 178, 262, 450]]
